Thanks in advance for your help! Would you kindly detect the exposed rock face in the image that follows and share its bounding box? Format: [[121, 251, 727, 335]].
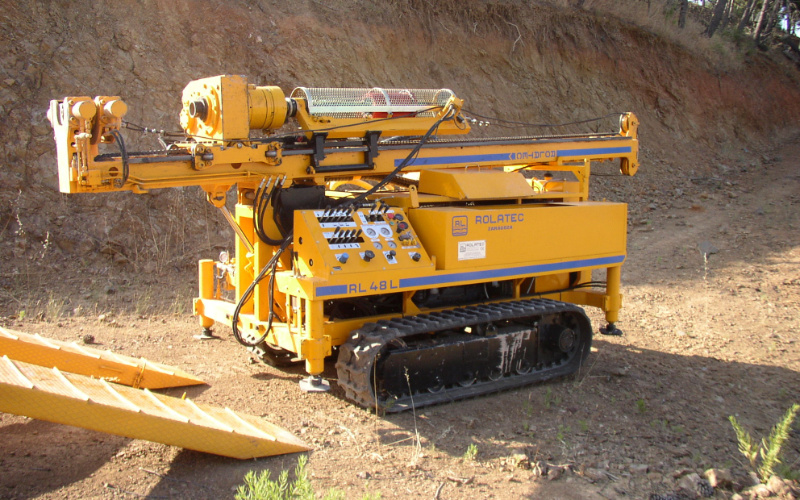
[[2, 0, 800, 299]]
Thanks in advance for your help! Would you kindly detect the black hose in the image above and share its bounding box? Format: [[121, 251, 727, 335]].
[[232, 235, 291, 347], [231, 104, 459, 348], [253, 180, 284, 245], [109, 129, 129, 187], [344, 106, 456, 209]]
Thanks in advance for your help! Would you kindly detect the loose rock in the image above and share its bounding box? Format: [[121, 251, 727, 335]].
[[510, 453, 530, 469], [547, 465, 564, 481], [582, 467, 607, 482], [703, 468, 733, 489], [766, 475, 792, 497]]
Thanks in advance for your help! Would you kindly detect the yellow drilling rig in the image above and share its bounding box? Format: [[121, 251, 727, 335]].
[[48, 74, 639, 411]]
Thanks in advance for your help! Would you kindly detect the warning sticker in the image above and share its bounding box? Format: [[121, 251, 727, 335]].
[[458, 240, 486, 261]]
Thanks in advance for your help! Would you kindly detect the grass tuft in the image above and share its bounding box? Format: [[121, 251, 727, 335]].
[[463, 443, 478, 462], [729, 403, 799, 483], [235, 455, 354, 500]]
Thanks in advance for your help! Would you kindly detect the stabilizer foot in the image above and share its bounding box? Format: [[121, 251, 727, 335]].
[[599, 323, 623, 336], [299, 376, 331, 393], [193, 328, 221, 341]]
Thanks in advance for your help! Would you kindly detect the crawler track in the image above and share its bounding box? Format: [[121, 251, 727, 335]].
[[336, 298, 592, 412]]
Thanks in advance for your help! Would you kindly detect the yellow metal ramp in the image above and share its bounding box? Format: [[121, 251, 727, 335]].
[[0, 326, 204, 389], [0, 355, 310, 459]]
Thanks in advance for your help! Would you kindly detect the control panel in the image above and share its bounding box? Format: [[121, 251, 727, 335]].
[[293, 202, 432, 279]]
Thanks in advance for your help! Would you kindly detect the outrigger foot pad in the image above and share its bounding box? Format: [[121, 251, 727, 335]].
[[599, 323, 623, 336], [193, 328, 221, 341], [299, 376, 331, 393]]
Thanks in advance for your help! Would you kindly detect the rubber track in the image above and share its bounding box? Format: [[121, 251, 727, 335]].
[[335, 298, 590, 412]]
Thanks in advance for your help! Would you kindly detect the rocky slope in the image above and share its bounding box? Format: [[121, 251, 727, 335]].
[[2, 1, 800, 299]]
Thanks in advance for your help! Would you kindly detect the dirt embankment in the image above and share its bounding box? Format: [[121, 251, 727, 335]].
[[2, 0, 800, 310]]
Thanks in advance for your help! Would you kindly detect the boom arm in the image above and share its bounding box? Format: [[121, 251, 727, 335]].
[[48, 74, 638, 208]]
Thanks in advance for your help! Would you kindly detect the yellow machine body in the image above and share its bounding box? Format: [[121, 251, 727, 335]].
[[48, 74, 640, 411], [408, 202, 626, 270], [180, 74, 289, 142]]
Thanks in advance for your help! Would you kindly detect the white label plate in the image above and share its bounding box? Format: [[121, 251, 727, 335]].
[[458, 240, 486, 261]]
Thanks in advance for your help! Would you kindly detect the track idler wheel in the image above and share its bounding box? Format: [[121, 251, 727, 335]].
[[553, 327, 576, 352]]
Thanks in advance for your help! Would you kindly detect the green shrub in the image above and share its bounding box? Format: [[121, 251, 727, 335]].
[[729, 403, 799, 483], [235, 455, 344, 500]]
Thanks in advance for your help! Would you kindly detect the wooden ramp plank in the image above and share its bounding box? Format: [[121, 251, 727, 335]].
[[0, 358, 309, 459], [0, 327, 205, 389]]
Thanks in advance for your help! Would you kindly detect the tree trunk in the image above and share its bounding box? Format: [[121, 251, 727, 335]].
[[678, 0, 689, 28], [737, 0, 757, 33], [721, 0, 735, 30], [762, 0, 785, 41], [754, 0, 774, 42], [706, 0, 730, 37]]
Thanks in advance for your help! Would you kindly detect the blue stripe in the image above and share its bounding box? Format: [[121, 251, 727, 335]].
[[397, 153, 511, 167], [395, 146, 632, 168], [316, 284, 348, 297], [399, 255, 625, 288], [557, 146, 632, 157], [315, 255, 625, 297]]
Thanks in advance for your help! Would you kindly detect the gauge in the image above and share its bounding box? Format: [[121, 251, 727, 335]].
[[387, 241, 397, 249], [380, 226, 392, 237], [365, 227, 377, 238], [373, 242, 383, 250]]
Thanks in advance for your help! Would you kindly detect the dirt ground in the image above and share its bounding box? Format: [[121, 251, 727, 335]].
[[1, 135, 799, 499]]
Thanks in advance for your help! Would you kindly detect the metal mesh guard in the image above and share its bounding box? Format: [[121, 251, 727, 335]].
[[291, 87, 455, 118]]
